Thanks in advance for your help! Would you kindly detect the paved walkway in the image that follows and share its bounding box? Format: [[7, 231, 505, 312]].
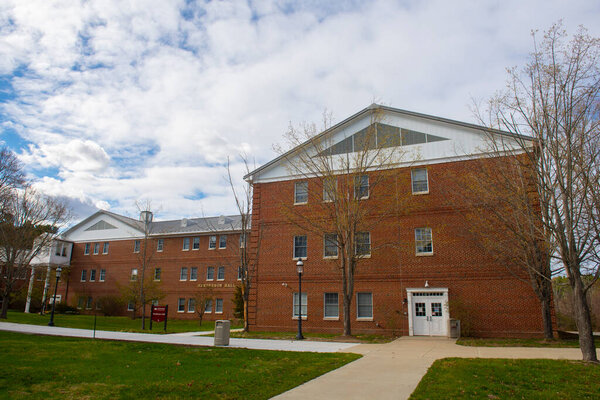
[[273, 336, 585, 400], [0, 322, 356, 353]]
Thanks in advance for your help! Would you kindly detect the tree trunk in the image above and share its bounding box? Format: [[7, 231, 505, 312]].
[[243, 290, 249, 332], [0, 294, 9, 319], [540, 295, 554, 340], [343, 295, 351, 336], [572, 279, 598, 362]]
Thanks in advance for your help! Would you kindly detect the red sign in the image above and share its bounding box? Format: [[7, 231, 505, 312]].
[[152, 306, 167, 322]]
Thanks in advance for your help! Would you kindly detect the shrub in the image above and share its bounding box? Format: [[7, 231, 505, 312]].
[[55, 303, 79, 314], [97, 295, 124, 316]]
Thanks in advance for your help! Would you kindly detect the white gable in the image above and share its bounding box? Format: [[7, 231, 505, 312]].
[[63, 213, 144, 242]]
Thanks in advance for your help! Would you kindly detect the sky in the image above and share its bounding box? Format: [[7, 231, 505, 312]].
[[1, 0, 599, 224]]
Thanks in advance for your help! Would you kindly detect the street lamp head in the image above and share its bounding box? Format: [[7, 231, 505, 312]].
[[296, 258, 304, 274], [56, 266, 62, 279]]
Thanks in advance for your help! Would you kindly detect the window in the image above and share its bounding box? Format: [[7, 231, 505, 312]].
[[134, 240, 140, 253], [324, 233, 338, 258], [80, 270, 87, 282], [219, 235, 227, 249], [61, 245, 67, 257], [86, 297, 93, 310], [293, 292, 307, 318], [237, 266, 243, 280], [127, 301, 135, 311], [294, 181, 308, 204], [130, 268, 138, 281], [93, 243, 100, 255], [415, 228, 433, 255], [99, 269, 106, 282], [180, 267, 188, 281], [154, 268, 161, 281], [323, 177, 336, 202], [183, 237, 190, 251], [178, 298, 185, 312], [215, 298, 223, 313], [205, 299, 213, 313], [157, 238, 164, 252], [90, 269, 96, 282], [77, 297, 85, 309], [209, 235, 217, 249], [293, 235, 307, 259], [411, 168, 429, 194], [102, 242, 109, 254], [190, 267, 198, 281], [355, 232, 371, 256], [151, 299, 159, 306], [55, 244, 61, 256], [188, 298, 196, 313], [354, 175, 369, 199], [217, 266, 225, 280], [357, 292, 373, 319], [84, 243, 90, 255], [206, 266, 215, 280], [324, 293, 339, 319], [193, 237, 200, 250]]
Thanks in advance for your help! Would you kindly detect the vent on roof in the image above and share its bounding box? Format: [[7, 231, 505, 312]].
[[181, 218, 188, 227]]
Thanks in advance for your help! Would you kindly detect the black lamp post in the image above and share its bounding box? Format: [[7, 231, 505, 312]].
[[296, 258, 304, 340], [48, 266, 62, 327]]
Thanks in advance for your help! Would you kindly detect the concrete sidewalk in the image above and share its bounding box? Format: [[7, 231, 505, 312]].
[[0, 322, 357, 353], [272, 336, 584, 400]]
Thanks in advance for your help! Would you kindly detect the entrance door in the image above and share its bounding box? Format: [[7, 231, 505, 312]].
[[411, 292, 446, 336]]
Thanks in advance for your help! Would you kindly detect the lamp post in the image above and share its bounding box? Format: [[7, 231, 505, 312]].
[[296, 258, 304, 340], [48, 266, 62, 327]]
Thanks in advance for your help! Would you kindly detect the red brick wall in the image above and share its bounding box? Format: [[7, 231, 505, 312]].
[[248, 158, 549, 337]]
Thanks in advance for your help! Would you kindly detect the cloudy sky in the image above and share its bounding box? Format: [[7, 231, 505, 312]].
[[1, 0, 598, 223]]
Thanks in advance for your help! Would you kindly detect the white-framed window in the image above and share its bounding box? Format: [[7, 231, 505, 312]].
[[151, 299, 159, 306], [180, 267, 188, 281], [415, 228, 433, 255], [134, 240, 140, 253], [77, 297, 85, 309], [294, 181, 308, 204], [84, 243, 90, 255], [293, 292, 307, 319], [357, 292, 373, 319], [237, 266, 243, 280], [127, 300, 135, 311], [324, 233, 338, 258], [154, 268, 161, 281], [206, 266, 215, 281], [86, 296, 93, 310], [99, 269, 106, 282], [217, 266, 225, 280], [80, 269, 87, 282], [93, 243, 100, 255], [130, 268, 138, 281], [188, 298, 196, 313], [90, 269, 96, 282], [190, 267, 198, 281], [293, 235, 307, 259], [209, 235, 217, 249], [215, 298, 223, 313], [183, 237, 190, 251], [55, 244, 62, 256], [323, 177, 336, 202], [324, 293, 339, 319], [219, 235, 227, 249], [205, 299, 213, 313], [61, 245, 67, 257], [177, 298, 185, 312], [411, 168, 429, 194], [157, 238, 164, 252], [355, 232, 371, 256], [354, 175, 369, 199], [102, 242, 109, 254], [193, 237, 200, 250]]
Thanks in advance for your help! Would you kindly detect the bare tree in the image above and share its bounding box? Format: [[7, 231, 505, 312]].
[[118, 271, 163, 321], [274, 109, 407, 336], [194, 288, 214, 327], [483, 23, 600, 361], [0, 188, 69, 319], [0, 147, 25, 207]]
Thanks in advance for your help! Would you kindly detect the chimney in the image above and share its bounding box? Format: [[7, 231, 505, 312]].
[[140, 211, 153, 224], [218, 215, 227, 225], [181, 218, 188, 227]]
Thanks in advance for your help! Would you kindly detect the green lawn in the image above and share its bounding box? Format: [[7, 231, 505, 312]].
[[2, 310, 242, 334], [457, 337, 600, 348], [228, 330, 394, 344], [0, 331, 361, 399], [410, 358, 600, 400]]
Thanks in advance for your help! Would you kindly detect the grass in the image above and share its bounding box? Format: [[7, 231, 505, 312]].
[[227, 330, 394, 343], [2, 310, 242, 334], [0, 330, 361, 399], [457, 337, 600, 348], [410, 358, 600, 399]]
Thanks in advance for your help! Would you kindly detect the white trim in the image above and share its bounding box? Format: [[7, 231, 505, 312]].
[[406, 287, 449, 337]]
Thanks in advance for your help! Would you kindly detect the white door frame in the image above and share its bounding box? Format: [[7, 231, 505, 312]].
[[406, 287, 449, 336]]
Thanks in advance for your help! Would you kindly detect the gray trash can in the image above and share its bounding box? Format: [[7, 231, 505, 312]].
[[448, 319, 461, 338], [214, 320, 231, 346]]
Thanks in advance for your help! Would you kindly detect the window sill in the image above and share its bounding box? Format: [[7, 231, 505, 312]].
[[292, 257, 307, 261], [219, 247, 226, 250], [292, 316, 307, 320], [412, 191, 429, 195], [89, 280, 95, 283], [215, 311, 223, 314], [206, 279, 214, 282], [192, 248, 199, 251], [102, 253, 108, 255], [356, 254, 371, 259], [356, 317, 373, 321], [323, 317, 339, 321], [217, 279, 224, 281], [157, 250, 163, 253], [415, 252, 434, 257], [99, 280, 105, 283], [177, 310, 185, 313], [208, 247, 216, 250], [187, 310, 195, 313], [190, 279, 197, 282], [182, 249, 189, 252], [323, 255, 339, 260], [293, 202, 308, 206], [153, 279, 160, 282], [205, 311, 212, 314], [179, 279, 188, 282]]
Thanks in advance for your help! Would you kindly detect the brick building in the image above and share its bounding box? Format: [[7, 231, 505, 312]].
[[245, 104, 548, 337], [57, 210, 243, 321]]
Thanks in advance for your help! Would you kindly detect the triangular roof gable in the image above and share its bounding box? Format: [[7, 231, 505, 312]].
[[62, 210, 146, 242], [245, 104, 532, 183]]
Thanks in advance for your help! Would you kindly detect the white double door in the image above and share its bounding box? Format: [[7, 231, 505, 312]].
[[412, 294, 446, 336]]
